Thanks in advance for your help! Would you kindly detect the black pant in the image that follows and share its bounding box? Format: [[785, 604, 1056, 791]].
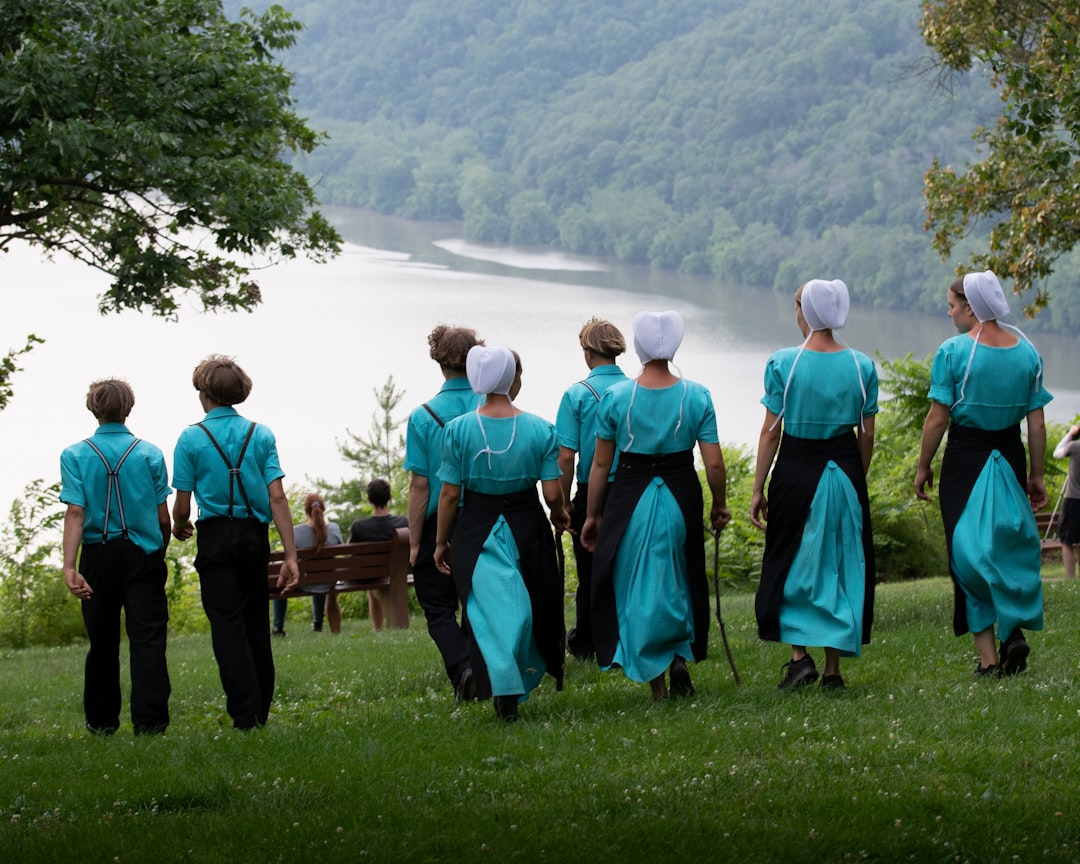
[[195, 518, 274, 729], [413, 512, 471, 688], [566, 483, 598, 657], [78, 538, 170, 732]]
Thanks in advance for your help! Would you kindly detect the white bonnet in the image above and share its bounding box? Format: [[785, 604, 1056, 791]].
[[466, 345, 517, 395], [800, 279, 850, 331], [632, 310, 684, 364], [962, 270, 1009, 322]]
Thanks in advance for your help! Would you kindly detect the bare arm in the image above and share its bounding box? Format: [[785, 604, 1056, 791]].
[[915, 401, 950, 501], [172, 490, 194, 540], [407, 472, 429, 567], [580, 437, 614, 552], [557, 445, 576, 518], [268, 478, 299, 593], [1026, 407, 1048, 511], [434, 481, 462, 575], [157, 502, 171, 554], [857, 414, 875, 474], [542, 478, 570, 532], [699, 440, 731, 532], [62, 505, 92, 599], [750, 411, 782, 530], [1052, 423, 1080, 459]]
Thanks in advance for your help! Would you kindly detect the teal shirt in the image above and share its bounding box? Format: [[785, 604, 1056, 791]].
[[404, 377, 483, 520], [60, 423, 171, 555], [439, 411, 561, 495], [172, 407, 284, 523], [928, 334, 1052, 429], [762, 347, 879, 439], [556, 364, 628, 484], [595, 378, 719, 454]]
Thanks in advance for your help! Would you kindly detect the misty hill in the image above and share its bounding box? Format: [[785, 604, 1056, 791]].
[[236, 0, 1080, 331]]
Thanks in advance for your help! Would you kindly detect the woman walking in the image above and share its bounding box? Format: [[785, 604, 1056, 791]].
[[581, 310, 731, 700], [915, 270, 1050, 676], [751, 279, 878, 690]]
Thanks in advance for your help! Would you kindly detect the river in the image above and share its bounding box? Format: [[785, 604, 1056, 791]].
[[1, 205, 1077, 514]]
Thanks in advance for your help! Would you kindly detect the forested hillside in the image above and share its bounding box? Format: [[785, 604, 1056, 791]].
[[235, 0, 1080, 330]]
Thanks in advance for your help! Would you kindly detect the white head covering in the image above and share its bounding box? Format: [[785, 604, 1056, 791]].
[[800, 279, 850, 331], [466, 345, 516, 395], [632, 310, 684, 364], [962, 270, 1010, 322]]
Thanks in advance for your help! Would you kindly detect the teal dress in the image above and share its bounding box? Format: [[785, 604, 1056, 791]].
[[591, 379, 718, 684], [438, 410, 563, 699], [930, 334, 1052, 639], [755, 347, 879, 656]]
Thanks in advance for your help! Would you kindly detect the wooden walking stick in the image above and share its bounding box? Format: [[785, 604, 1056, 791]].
[[710, 526, 741, 686]]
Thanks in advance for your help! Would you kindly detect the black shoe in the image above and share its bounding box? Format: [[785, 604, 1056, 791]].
[[312, 621, 323, 632], [974, 662, 1001, 678], [669, 656, 695, 697], [494, 695, 519, 723], [1000, 630, 1030, 676], [134, 722, 168, 736], [86, 723, 118, 736], [778, 655, 819, 690], [820, 674, 845, 690], [271, 627, 285, 637], [566, 626, 595, 661], [454, 667, 476, 702]]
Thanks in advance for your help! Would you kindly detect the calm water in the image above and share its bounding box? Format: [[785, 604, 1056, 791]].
[[2, 205, 1078, 513]]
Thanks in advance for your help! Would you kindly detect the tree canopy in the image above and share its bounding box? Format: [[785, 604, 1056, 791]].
[[921, 1, 1080, 315], [0, 0, 340, 319]]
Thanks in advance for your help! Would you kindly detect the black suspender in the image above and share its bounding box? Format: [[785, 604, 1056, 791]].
[[422, 402, 445, 427], [83, 437, 141, 541], [196, 421, 257, 519]]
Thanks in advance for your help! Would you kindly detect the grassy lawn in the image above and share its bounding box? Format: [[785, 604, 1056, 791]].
[[2, 575, 1079, 863]]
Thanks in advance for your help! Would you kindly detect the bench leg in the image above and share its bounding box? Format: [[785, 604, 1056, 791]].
[[382, 575, 410, 629]]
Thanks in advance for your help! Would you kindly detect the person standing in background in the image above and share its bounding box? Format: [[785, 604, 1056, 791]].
[[1052, 421, 1080, 578]]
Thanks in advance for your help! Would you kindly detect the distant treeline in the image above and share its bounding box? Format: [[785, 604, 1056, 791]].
[[236, 0, 1080, 332]]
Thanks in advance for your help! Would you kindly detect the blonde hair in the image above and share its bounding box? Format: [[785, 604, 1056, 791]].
[[579, 318, 626, 359]]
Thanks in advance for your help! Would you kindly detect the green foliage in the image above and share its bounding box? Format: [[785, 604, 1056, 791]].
[[713, 444, 765, 589], [870, 354, 947, 579], [0, 335, 43, 413], [315, 375, 409, 530], [922, 1, 1080, 313], [0, 480, 81, 648], [0, 0, 342, 410], [265, 0, 1080, 325]]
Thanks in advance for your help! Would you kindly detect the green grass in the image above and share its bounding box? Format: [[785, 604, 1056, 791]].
[[2, 577, 1080, 863]]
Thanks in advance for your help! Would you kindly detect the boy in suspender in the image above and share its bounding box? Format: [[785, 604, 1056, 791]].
[[60, 379, 172, 735], [171, 355, 299, 730]]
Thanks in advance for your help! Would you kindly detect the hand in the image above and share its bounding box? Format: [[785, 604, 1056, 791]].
[[580, 516, 600, 552], [550, 507, 571, 533], [276, 558, 299, 595], [172, 520, 194, 541], [914, 465, 935, 501], [749, 492, 767, 530], [1028, 475, 1049, 511], [434, 541, 451, 575], [64, 567, 93, 600], [710, 503, 732, 533]]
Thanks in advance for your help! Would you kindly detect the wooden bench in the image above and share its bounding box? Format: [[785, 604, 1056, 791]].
[[1036, 510, 1062, 561], [267, 527, 412, 629]]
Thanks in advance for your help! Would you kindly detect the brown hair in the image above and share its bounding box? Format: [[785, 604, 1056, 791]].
[[949, 275, 966, 299], [428, 325, 482, 372], [85, 378, 135, 423], [579, 318, 626, 358], [365, 478, 392, 508], [192, 355, 252, 406], [304, 492, 329, 553]]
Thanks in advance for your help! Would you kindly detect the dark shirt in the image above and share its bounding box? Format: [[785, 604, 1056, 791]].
[[348, 514, 408, 542]]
